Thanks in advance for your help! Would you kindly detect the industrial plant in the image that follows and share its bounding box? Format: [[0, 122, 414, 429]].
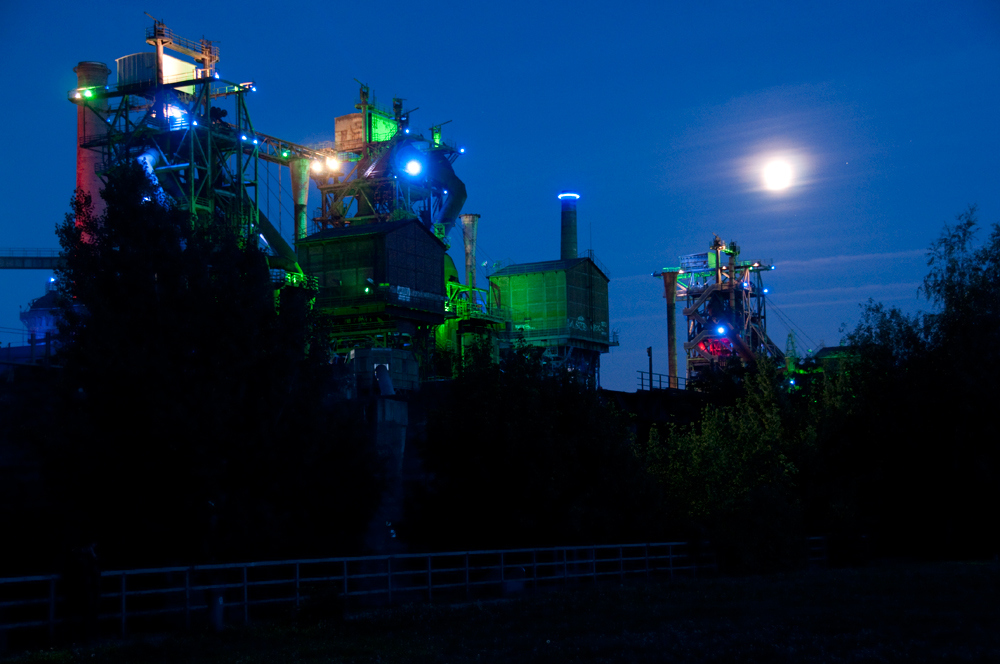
[[0, 18, 795, 395], [652, 236, 783, 387], [59, 19, 618, 391]]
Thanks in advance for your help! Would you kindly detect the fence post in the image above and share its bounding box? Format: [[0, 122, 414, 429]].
[[119, 573, 127, 638], [427, 556, 432, 602], [387, 558, 393, 606], [464, 553, 470, 600], [563, 549, 568, 584], [242, 566, 249, 624], [184, 569, 191, 631], [619, 547, 624, 583], [343, 560, 349, 611], [669, 544, 675, 580], [48, 577, 56, 642], [500, 552, 504, 586], [644, 544, 649, 579], [294, 564, 300, 611], [532, 550, 537, 589]]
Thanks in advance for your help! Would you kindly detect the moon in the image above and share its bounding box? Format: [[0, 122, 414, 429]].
[[763, 160, 794, 191]]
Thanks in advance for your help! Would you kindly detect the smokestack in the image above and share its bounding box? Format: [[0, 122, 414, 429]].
[[73, 61, 111, 220], [558, 191, 580, 260], [289, 157, 310, 242], [460, 213, 480, 289]]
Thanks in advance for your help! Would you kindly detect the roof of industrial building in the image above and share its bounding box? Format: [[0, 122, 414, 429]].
[[299, 218, 445, 245], [813, 345, 857, 359], [489, 256, 609, 281]]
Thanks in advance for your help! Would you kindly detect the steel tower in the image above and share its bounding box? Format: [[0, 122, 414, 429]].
[[655, 236, 783, 383]]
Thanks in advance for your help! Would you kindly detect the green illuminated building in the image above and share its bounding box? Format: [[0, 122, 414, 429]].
[[489, 254, 614, 382], [486, 194, 617, 385]]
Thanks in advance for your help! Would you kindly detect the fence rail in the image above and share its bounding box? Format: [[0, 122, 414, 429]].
[[637, 370, 686, 391], [0, 542, 714, 644]]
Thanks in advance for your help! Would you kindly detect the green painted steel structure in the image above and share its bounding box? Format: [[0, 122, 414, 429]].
[[489, 254, 616, 384]]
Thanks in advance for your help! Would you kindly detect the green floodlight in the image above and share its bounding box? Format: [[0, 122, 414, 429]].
[[83, 89, 93, 98], [281, 150, 290, 158]]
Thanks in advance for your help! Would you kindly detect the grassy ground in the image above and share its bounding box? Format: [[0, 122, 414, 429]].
[[5, 561, 999, 663]]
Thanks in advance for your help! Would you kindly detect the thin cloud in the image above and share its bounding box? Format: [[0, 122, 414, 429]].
[[774, 281, 922, 298], [778, 249, 924, 270]]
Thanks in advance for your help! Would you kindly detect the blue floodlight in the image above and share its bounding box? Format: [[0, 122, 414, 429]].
[[764, 288, 769, 293], [790, 379, 796, 385], [771, 265, 776, 270], [251, 86, 256, 92], [717, 326, 726, 335], [443, 189, 448, 195], [214, 72, 220, 79], [558, 192, 581, 200], [253, 139, 258, 144], [404, 128, 410, 134], [459, 147, 465, 153], [241, 135, 247, 141], [405, 160, 422, 176], [192, 120, 198, 126]]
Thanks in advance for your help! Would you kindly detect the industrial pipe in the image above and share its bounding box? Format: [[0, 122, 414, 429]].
[[663, 272, 679, 388], [460, 213, 480, 290], [288, 157, 310, 242], [389, 140, 468, 234]]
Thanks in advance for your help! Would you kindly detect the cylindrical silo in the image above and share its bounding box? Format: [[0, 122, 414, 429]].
[[288, 157, 310, 242], [558, 191, 580, 260], [73, 61, 111, 221], [460, 213, 480, 290]]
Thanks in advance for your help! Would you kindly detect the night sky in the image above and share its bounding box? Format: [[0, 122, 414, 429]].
[[1, 1, 997, 391]]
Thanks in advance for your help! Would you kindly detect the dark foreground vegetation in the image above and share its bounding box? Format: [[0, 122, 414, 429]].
[[4, 562, 998, 663], [0, 164, 997, 579]]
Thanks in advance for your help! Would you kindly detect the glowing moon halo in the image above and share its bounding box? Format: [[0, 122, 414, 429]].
[[763, 160, 793, 191]]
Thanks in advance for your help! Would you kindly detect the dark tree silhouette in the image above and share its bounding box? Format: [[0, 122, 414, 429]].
[[43, 162, 382, 568]]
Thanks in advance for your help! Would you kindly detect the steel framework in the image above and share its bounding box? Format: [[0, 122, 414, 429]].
[[656, 236, 783, 382], [310, 83, 465, 237], [68, 20, 335, 279]]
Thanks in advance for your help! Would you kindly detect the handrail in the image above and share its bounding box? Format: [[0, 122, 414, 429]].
[[0, 248, 60, 257], [637, 370, 686, 391], [0, 541, 718, 642]]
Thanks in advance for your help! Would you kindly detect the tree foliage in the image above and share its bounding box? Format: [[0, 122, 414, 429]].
[[40, 162, 383, 568], [643, 205, 1000, 568]]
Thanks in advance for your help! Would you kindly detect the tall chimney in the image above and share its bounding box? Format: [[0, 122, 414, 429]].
[[289, 157, 310, 242], [558, 191, 580, 260], [460, 213, 480, 289], [73, 61, 111, 220]]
